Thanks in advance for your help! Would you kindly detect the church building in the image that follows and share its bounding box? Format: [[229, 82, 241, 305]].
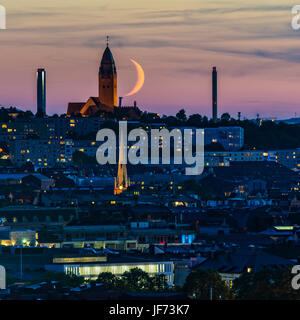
[[67, 39, 142, 120]]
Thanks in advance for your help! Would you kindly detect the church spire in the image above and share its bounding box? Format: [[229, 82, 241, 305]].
[[98, 38, 118, 109], [114, 129, 129, 195]]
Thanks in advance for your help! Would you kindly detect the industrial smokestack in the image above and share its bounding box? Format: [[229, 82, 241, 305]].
[[134, 100, 137, 108], [37, 68, 46, 117], [212, 66, 217, 122], [119, 96, 123, 107]]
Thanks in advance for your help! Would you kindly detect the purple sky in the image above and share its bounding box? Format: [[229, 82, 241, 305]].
[[0, 0, 299, 119]]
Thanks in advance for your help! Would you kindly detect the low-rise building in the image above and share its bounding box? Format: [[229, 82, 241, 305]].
[[0, 226, 37, 246], [45, 255, 175, 287], [205, 149, 300, 169], [204, 127, 244, 151]]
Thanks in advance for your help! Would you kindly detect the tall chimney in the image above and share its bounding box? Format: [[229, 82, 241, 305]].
[[37, 68, 46, 117], [119, 96, 123, 107], [212, 66, 217, 122]]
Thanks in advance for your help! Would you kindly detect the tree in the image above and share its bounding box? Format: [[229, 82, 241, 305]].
[[141, 111, 161, 123], [94, 269, 170, 292], [122, 268, 153, 292], [96, 272, 118, 289], [176, 109, 187, 122], [183, 269, 233, 300], [187, 114, 202, 127], [221, 113, 231, 122], [17, 110, 34, 119], [40, 271, 85, 288], [202, 116, 209, 127], [233, 267, 300, 300], [163, 116, 179, 127]]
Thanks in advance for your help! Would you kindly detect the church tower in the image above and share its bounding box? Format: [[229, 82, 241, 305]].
[[98, 37, 118, 110], [114, 163, 128, 195], [114, 125, 129, 195]]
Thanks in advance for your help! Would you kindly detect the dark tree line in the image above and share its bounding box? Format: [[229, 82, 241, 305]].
[[29, 266, 300, 299], [1, 105, 299, 150], [183, 267, 300, 300], [95, 268, 169, 292], [70, 108, 300, 150]]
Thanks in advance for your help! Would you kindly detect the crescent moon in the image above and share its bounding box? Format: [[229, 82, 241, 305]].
[[125, 59, 145, 97]]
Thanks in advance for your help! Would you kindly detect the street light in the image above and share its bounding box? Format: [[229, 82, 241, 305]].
[[20, 239, 27, 281]]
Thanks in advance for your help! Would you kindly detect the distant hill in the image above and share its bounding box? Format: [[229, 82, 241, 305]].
[[275, 118, 300, 125]]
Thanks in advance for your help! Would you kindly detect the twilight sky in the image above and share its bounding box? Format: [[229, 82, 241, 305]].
[[0, 0, 299, 119]]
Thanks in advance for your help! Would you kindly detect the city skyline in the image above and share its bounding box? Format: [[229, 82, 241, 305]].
[[0, 0, 299, 119], [1, 0, 300, 304]]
